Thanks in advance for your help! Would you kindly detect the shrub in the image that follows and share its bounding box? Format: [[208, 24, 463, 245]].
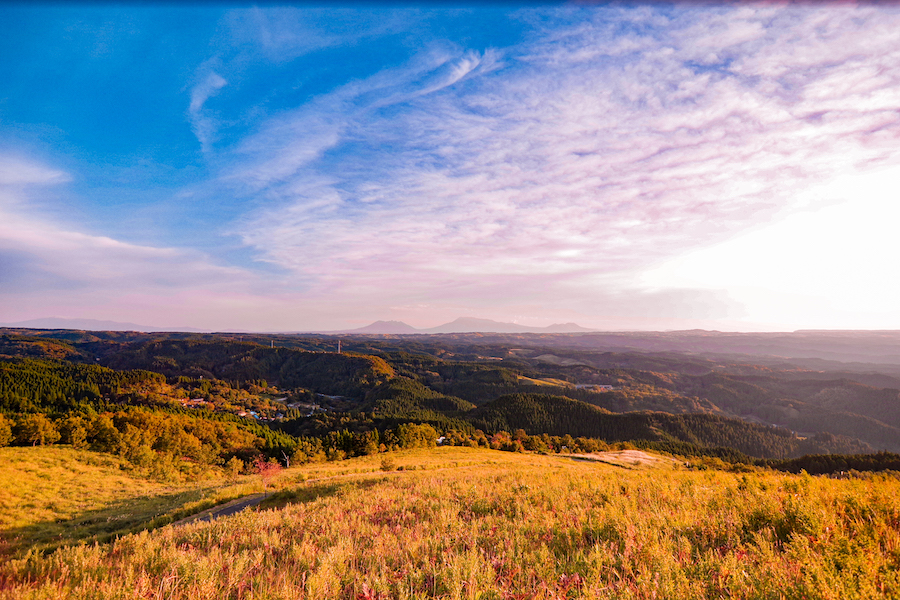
[[225, 456, 244, 479]]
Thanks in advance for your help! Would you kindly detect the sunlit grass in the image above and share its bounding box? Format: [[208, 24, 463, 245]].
[[0, 446, 152, 531], [0, 445, 500, 557], [0, 446, 264, 556], [516, 375, 571, 387], [3, 446, 898, 598]]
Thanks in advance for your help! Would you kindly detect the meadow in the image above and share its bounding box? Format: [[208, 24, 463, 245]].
[[0, 446, 268, 557], [2, 446, 899, 599]]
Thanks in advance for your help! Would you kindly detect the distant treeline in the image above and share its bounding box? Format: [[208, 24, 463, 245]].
[[763, 451, 900, 475], [0, 358, 164, 413]]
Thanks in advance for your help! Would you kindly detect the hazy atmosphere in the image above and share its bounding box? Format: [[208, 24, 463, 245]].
[[2, 3, 899, 332]]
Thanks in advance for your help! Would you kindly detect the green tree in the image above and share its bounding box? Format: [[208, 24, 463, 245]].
[[88, 415, 121, 453], [58, 415, 89, 448], [15, 413, 61, 446]]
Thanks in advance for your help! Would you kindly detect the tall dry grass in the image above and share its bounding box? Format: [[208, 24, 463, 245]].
[[2, 447, 899, 599], [0, 446, 268, 556]]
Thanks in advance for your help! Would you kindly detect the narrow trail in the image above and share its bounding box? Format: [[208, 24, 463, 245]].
[[169, 493, 269, 527]]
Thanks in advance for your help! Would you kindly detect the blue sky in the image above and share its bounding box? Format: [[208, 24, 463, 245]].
[[2, 3, 900, 332]]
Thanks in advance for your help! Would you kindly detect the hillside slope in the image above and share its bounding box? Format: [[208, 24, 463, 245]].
[[469, 393, 870, 459], [2, 447, 898, 599]]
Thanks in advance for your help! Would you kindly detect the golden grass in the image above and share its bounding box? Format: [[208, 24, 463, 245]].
[[2, 446, 899, 598], [562, 450, 683, 469], [0, 446, 154, 531], [516, 375, 571, 388], [0, 446, 267, 556]]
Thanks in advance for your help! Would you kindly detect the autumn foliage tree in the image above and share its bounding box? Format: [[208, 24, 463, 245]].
[[14, 413, 60, 446], [254, 455, 283, 491], [0, 414, 11, 447]]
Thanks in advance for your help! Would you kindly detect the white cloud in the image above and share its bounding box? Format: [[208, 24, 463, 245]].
[[0, 156, 267, 328], [0, 210, 243, 287], [641, 165, 900, 329], [189, 71, 228, 151], [225, 7, 423, 63], [0, 155, 69, 187], [222, 5, 900, 326], [226, 44, 495, 192], [190, 72, 227, 114]]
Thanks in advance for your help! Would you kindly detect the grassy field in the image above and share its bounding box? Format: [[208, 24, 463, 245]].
[[2, 446, 900, 598], [0, 446, 270, 556]]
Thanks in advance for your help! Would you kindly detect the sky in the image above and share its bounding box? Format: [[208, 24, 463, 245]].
[[1, 3, 900, 333]]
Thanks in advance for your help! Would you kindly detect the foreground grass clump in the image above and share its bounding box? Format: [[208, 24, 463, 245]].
[[2, 447, 900, 599]]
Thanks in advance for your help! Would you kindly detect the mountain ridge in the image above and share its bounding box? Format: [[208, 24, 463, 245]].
[[341, 317, 595, 335]]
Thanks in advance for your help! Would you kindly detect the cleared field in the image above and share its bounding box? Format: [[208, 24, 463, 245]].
[[516, 375, 572, 387], [2, 446, 899, 599]]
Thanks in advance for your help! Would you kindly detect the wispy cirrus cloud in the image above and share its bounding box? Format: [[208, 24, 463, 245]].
[[189, 71, 228, 151], [224, 4, 900, 325], [0, 156, 70, 187], [224, 7, 424, 62], [0, 154, 272, 328], [225, 44, 500, 191], [10, 5, 897, 331], [184, 7, 434, 156]]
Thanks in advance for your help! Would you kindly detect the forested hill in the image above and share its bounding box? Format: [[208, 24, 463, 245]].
[[100, 340, 394, 398], [0, 359, 164, 413], [467, 393, 870, 459]]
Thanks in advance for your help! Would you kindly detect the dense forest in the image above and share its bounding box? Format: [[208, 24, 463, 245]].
[[1, 327, 898, 478]]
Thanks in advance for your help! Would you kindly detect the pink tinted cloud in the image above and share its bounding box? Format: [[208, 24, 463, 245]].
[[0, 156, 275, 328], [233, 5, 900, 323]]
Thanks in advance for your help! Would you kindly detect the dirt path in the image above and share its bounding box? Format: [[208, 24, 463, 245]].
[[169, 493, 269, 527]]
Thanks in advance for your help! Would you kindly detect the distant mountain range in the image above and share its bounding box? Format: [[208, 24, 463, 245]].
[[342, 317, 595, 335], [350, 320, 422, 334], [1, 316, 592, 335], [0, 317, 208, 333]]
